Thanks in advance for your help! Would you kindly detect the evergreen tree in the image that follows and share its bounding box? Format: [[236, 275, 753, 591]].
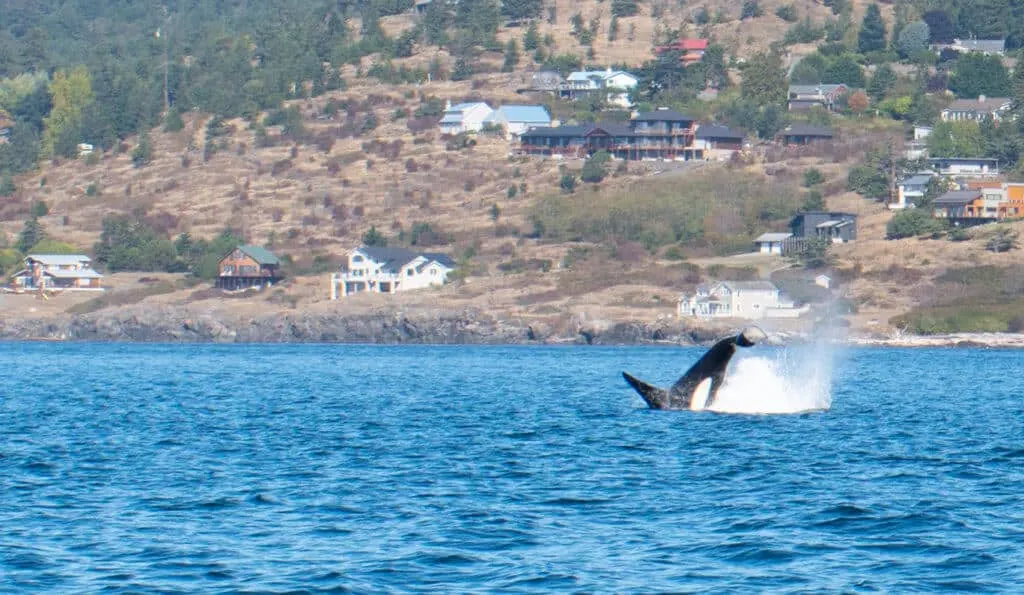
[[16, 217, 46, 254], [362, 226, 387, 247], [857, 3, 887, 54], [949, 53, 1011, 99], [501, 0, 543, 21], [423, 0, 450, 46], [131, 128, 153, 167], [867, 64, 896, 101], [897, 21, 930, 59], [921, 10, 955, 44], [42, 66, 94, 157], [741, 0, 763, 20], [523, 21, 539, 51], [502, 39, 520, 72], [0, 174, 14, 196], [740, 51, 787, 106], [824, 54, 865, 88], [611, 0, 639, 17]]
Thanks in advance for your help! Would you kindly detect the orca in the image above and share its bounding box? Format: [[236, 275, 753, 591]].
[[623, 326, 767, 410]]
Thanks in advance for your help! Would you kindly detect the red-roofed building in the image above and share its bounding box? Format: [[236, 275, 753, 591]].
[[655, 39, 708, 64]]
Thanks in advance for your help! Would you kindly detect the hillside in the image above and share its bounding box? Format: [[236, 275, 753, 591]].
[[2, 0, 1023, 340]]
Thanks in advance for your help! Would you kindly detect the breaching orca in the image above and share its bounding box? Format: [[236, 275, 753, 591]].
[[623, 326, 767, 410]]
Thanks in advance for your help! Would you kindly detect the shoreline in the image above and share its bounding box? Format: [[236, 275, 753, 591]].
[[2, 305, 1023, 348]]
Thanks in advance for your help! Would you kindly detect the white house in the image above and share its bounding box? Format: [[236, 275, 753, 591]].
[[928, 157, 1000, 177], [753, 232, 793, 255], [937, 38, 1006, 55], [439, 101, 494, 135], [484, 105, 552, 141], [940, 96, 1013, 122], [815, 274, 832, 289], [10, 254, 104, 291], [893, 173, 935, 209], [677, 281, 808, 320], [563, 68, 638, 108], [330, 246, 455, 299]]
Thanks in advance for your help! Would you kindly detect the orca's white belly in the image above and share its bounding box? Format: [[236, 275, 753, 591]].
[[689, 377, 713, 411]]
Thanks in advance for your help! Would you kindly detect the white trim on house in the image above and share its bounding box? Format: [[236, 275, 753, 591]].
[[753, 232, 792, 255], [677, 281, 808, 320], [10, 254, 105, 291], [330, 247, 455, 299], [439, 101, 494, 135]]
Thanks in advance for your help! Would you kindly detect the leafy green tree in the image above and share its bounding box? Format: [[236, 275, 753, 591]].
[[798, 237, 833, 269], [42, 66, 94, 157], [857, 3, 887, 54], [423, 0, 450, 46], [31, 200, 48, 217], [949, 53, 1011, 99], [922, 10, 955, 44], [92, 215, 179, 272], [741, 0, 763, 20], [867, 64, 896, 101], [897, 21, 930, 59], [803, 168, 825, 187], [560, 173, 577, 193], [801, 189, 825, 211], [740, 51, 787, 106], [163, 108, 185, 133], [0, 174, 14, 196], [927, 121, 985, 158], [776, 4, 798, 22], [824, 53, 865, 88], [362, 226, 387, 247], [886, 209, 946, 239]]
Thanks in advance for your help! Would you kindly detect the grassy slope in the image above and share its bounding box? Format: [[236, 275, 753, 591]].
[[1, 0, 1015, 336]]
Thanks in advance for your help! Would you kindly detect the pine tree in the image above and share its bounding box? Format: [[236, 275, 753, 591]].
[[502, 39, 520, 72], [857, 3, 887, 54], [16, 217, 46, 254], [740, 51, 787, 106], [523, 21, 539, 50], [423, 0, 450, 46], [867, 64, 896, 101]]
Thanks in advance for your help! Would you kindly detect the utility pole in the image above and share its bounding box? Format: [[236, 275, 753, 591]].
[[888, 138, 896, 207], [160, 5, 170, 116]]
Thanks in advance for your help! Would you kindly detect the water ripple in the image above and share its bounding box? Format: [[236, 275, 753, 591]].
[[1, 343, 1023, 591]]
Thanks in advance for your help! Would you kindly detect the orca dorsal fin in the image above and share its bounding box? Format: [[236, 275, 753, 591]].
[[622, 372, 671, 410]]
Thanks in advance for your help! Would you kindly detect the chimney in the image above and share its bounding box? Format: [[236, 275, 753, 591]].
[[979, 95, 987, 103], [445, 99, 452, 111], [606, 66, 612, 75]]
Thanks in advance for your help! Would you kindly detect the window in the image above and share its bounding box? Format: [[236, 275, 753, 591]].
[[352, 255, 363, 263], [222, 265, 235, 275], [407, 268, 414, 276]]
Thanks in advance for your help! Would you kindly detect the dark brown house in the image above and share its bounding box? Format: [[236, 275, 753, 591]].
[[216, 245, 282, 290], [779, 124, 834, 146]]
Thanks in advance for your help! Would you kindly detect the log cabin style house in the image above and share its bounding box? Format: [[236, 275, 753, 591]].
[[216, 245, 282, 290]]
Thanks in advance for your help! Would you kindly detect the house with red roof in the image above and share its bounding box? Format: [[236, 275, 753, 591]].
[[655, 39, 708, 64]]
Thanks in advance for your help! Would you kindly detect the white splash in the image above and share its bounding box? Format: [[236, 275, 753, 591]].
[[695, 345, 835, 415]]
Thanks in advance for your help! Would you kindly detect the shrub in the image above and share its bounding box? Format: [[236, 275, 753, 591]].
[[802, 168, 824, 187], [362, 226, 387, 247], [31, 200, 49, 218], [775, 4, 797, 22], [559, 174, 577, 193], [886, 209, 947, 239]]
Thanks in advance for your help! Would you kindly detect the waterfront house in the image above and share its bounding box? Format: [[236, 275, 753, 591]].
[[787, 84, 848, 112], [934, 38, 1006, 56], [753, 232, 794, 255], [932, 190, 987, 222], [678, 281, 807, 320], [439, 101, 494, 135], [940, 96, 1013, 122], [331, 247, 455, 299], [216, 245, 282, 290], [484, 105, 552, 141], [928, 157, 999, 177], [790, 211, 857, 243], [9, 254, 104, 291]]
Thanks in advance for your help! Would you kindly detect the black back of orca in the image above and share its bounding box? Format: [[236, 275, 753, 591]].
[[623, 329, 760, 410]]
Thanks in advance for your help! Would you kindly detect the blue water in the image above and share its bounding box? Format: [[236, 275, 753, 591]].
[[2, 343, 1023, 592]]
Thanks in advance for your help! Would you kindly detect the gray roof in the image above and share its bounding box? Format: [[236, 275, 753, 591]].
[[632, 109, 694, 122], [903, 174, 933, 186], [720, 280, 779, 292], [755, 232, 793, 242], [356, 247, 454, 272], [234, 245, 280, 265], [26, 254, 92, 265], [696, 124, 744, 140], [934, 190, 982, 205], [953, 38, 1005, 53], [788, 84, 845, 96], [944, 96, 1012, 114]]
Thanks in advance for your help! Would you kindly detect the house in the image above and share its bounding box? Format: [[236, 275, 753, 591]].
[[518, 108, 701, 160], [913, 125, 933, 140], [439, 101, 494, 135], [561, 68, 639, 108], [932, 190, 988, 222], [9, 254, 104, 291], [928, 157, 999, 177], [893, 173, 936, 209], [413, 0, 433, 13], [940, 95, 1013, 122], [779, 124, 833, 145], [484, 105, 552, 141], [693, 124, 745, 159], [787, 84, 848, 112], [330, 246, 455, 298], [656, 39, 708, 64], [677, 281, 808, 320], [790, 211, 857, 243], [815, 274, 832, 289], [753, 232, 794, 255], [936, 38, 1006, 55], [216, 245, 282, 290], [530, 70, 564, 92]]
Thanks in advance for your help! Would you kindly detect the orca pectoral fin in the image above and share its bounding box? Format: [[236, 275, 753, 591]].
[[623, 372, 670, 410]]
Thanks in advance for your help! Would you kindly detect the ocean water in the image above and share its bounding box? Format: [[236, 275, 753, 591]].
[[1, 342, 1023, 592]]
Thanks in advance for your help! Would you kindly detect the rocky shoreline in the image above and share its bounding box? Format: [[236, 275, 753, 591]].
[[2, 305, 1023, 348], [0, 305, 740, 345]]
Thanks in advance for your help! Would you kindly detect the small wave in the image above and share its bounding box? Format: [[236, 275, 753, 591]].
[[698, 345, 835, 415]]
